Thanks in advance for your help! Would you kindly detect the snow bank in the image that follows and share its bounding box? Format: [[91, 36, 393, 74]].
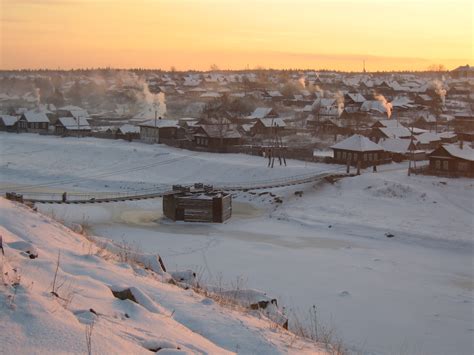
[[0, 198, 328, 354]]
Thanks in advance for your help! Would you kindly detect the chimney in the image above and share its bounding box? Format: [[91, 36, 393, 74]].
[[459, 139, 464, 149]]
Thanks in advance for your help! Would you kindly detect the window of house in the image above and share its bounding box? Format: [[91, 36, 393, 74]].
[[348, 153, 352, 161], [435, 160, 441, 170], [363, 154, 367, 161], [374, 153, 378, 160], [443, 160, 449, 170], [368, 153, 373, 161], [342, 152, 346, 159]]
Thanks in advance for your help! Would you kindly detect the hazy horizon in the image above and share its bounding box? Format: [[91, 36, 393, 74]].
[[2, 0, 472, 71]]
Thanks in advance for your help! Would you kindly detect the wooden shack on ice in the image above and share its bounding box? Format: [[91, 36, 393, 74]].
[[163, 184, 232, 223]]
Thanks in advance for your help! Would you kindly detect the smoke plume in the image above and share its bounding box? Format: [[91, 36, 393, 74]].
[[374, 93, 392, 118], [298, 76, 306, 89], [335, 91, 344, 116], [431, 80, 447, 105]]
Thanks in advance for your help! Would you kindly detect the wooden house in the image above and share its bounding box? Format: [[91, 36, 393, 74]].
[[116, 124, 140, 140], [138, 119, 180, 143], [370, 126, 412, 142], [414, 132, 442, 150], [0, 115, 18, 132], [251, 118, 286, 135], [17, 111, 50, 133], [331, 134, 386, 168], [193, 125, 241, 150], [427, 143, 474, 177], [163, 184, 232, 223], [55, 117, 91, 136]]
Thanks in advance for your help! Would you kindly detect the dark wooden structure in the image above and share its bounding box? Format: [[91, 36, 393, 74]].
[[163, 184, 232, 223], [427, 144, 474, 177]]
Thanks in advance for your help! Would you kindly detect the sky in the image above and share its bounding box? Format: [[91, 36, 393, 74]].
[[1, 0, 472, 71]]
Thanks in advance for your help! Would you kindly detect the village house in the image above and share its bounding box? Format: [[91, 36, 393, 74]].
[[138, 119, 180, 143], [55, 116, 91, 136], [331, 134, 387, 168], [0, 115, 18, 132], [17, 111, 50, 133], [450, 64, 474, 79], [116, 124, 140, 140], [251, 117, 286, 136], [426, 143, 474, 177], [344, 93, 366, 108], [379, 138, 421, 162], [414, 132, 442, 150], [245, 107, 279, 122], [193, 124, 241, 151]]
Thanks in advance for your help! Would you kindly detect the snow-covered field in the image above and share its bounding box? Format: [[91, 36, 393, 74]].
[[1, 133, 473, 354]]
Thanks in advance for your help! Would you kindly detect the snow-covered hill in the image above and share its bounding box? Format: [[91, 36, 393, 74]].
[[0, 198, 328, 354]]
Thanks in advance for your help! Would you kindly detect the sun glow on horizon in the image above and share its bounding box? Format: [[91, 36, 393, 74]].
[[1, 0, 472, 71]]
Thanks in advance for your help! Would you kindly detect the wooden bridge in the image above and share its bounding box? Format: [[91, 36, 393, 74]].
[[6, 171, 345, 205]]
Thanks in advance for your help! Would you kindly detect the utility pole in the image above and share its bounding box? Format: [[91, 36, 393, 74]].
[[154, 110, 157, 144]]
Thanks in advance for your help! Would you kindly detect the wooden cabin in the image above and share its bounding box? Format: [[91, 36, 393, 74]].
[[0, 115, 18, 132], [427, 143, 474, 177], [331, 134, 387, 168], [251, 118, 286, 135], [193, 125, 241, 150], [163, 184, 232, 223], [18, 111, 49, 133], [55, 116, 91, 136], [138, 119, 179, 143]]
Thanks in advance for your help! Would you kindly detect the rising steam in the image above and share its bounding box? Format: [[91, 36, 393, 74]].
[[374, 93, 392, 118], [431, 80, 447, 105]]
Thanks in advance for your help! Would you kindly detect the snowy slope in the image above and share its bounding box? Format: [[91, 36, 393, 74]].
[[0, 198, 327, 354]]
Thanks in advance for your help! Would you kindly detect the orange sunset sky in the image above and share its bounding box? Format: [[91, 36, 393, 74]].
[[1, 0, 472, 71]]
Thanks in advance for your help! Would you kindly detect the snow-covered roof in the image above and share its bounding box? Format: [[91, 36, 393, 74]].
[[118, 124, 140, 134], [377, 119, 402, 128], [440, 144, 474, 161], [139, 119, 179, 128], [266, 90, 283, 97], [378, 126, 412, 138], [379, 138, 411, 153], [57, 116, 91, 130], [331, 134, 384, 152], [0, 115, 18, 126], [248, 107, 274, 119], [361, 100, 388, 114], [415, 132, 442, 144], [22, 111, 50, 123], [346, 93, 366, 103], [258, 118, 286, 128], [198, 125, 241, 139]]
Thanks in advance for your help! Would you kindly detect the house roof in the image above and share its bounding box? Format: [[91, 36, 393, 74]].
[[198, 125, 241, 139], [0, 115, 18, 126], [248, 107, 274, 119], [139, 119, 179, 128], [346, 93, 366, 103], [379, 138, 411, 153], [378, 126, 412, 139], [415, 132, 442, 145], [118, 124, 140, 134], [361, 100, 388, 115], [266, 90, 283, 97], [373, 119, 401, 128], [57, 116, 91, 130], [438, 144, 474, 161], [22, 111, 50, 123], [331, 134, 384, 152], [257, 118, 286, 128]]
